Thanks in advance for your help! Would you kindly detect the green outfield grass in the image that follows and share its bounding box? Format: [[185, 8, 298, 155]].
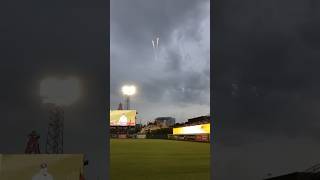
[[110, 139, 210, 180]]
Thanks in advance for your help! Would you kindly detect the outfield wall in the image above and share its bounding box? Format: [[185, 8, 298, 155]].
[[168, 134, 210, 142], [170, 123, 210, 142]]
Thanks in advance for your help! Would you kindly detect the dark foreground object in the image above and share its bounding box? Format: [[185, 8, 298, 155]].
[[265, 172, 320, 180]]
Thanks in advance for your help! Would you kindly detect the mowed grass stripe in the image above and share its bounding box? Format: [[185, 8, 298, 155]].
[[110, 139, 210, 180]]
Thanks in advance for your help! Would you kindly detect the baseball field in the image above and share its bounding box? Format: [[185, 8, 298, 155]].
[[110, 139, 210, 180]]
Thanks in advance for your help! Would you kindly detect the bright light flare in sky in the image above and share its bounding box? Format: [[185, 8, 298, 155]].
[[121, 85, 136, 96], [40, 77, 81, 106]]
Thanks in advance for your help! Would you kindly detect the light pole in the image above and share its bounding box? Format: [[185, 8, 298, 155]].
[[121, 85, 136, 110]]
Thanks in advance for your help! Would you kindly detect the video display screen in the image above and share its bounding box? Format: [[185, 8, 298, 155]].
[[110, 110, 136, 126], [173, 123, 210, 135]]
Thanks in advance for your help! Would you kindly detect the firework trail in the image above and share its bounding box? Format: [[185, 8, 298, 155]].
[[152, 35, 160, 60]]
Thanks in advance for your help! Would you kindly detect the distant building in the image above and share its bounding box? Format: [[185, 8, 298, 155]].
[[140, 122, 162, 134], [154, 117, 175, 128], [187, 116, 210, 125], [139, 117, 175, 134], [174, 115, 210, 128]]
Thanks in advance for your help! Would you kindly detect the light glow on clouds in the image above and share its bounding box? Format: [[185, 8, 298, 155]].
[[111, 0, 210, 123], [40, 77, 81, 106]]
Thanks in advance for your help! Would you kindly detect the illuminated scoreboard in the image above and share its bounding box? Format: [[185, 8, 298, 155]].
[[110, 110, 136, 126], [173, 123, 210, 135]]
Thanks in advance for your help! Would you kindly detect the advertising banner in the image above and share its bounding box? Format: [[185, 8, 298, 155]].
[[110, 110, 136, 126], [136, 134, 146, 139], [173, 123, 210, 135], [0, 154, 83, 180], [195, 135, 209, 142], [118, 134, 127, 139]]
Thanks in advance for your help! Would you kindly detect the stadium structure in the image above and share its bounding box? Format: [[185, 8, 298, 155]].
[[139, 116, 175, 134], [109, 108, 211, 142], [154, 117, 175, 127], [168, 116, 210, 142]]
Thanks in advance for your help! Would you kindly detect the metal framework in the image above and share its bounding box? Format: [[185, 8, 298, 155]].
[[45, 105, 64, 154]]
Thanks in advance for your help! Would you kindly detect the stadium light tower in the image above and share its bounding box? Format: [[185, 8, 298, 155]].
[[40, 77, 81, 154], [121, 85, 136, 110]]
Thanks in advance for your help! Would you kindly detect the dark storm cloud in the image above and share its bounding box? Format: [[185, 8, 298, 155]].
[[215, 0, 320, 141], [214, 0, 320, 179], [165, 48, 182, 72], [0, 0, 108, 179], [111, 0, 204, 45], [111, 0, 210, 121], [141, 71, 209, 105]]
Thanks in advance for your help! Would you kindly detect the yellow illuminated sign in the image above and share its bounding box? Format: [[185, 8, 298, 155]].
[[0, 154, 83, 180], [110, 110, 136, 126], [173, 123, 210, 135]]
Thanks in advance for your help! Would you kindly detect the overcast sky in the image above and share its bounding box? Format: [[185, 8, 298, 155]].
[[213, 0, 320, 179], [0, 0, 108, 179], [110, 0, 210, 123]]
